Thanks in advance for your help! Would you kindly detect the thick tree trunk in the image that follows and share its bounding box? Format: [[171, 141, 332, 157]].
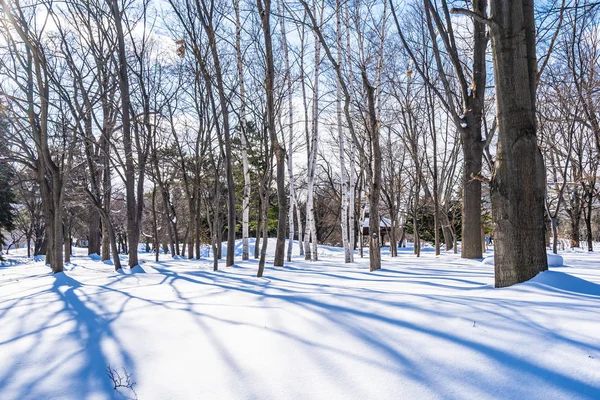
[[442, 213, 454, 251], [489, 0, 548, 287], [570, 214, 581, 248], [101, 221, 110, 261], [88, 211, 101, 255], [461, 130, 484, 258]]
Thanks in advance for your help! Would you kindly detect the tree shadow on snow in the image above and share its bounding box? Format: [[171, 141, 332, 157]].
[[135, 262, 600, 399], [0, 271, 135, 400]]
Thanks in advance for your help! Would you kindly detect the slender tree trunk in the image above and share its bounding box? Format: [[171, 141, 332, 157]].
[[299, 11, 310, 259], [152, 185, 160, 262], [64, 219, 71, 264], [362, 70, 382, 271], [304, 0, 322, 262], [214, 36, 236, 267], [336, 0, 351, 263], [235, 0, 251, 262], [551, 217, 558, 254], [257, 162, 272, 276], [195, 190, 201, 259], [110, 0, 140, 268], [585, 193, 593, 252], [346, 0, 355, 261], [101, 141, 111, 262], [255, 197, 262, 260], [257, 186, 270, 277], [257, 0, 286, 267], [278, 0, 297, 263]]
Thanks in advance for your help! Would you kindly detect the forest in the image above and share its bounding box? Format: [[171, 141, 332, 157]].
[[0, 1, 599, 398], [2, 0, 596, 285]]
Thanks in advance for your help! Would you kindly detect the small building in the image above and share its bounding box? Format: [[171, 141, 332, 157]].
[[362, 214, 393, 245]]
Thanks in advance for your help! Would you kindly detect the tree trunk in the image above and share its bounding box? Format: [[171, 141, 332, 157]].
[[362, 70, 382, 271], [442, 212, 454, 251], [278, 0, 297, 263], [336, 0, 351, 263], [461, 129, 484, 258], [489, 0, 548, 287], [255, 197, 262, 260], [570, 214, 581, 248], [551, 217, 558, 254], [64, 218, 71, 264], [257, 171, 271, 277], [152, 185, 160, 262], [257, 0, 286, 267], [585, 194, 593, 252], [346, 0, 356, 262], [304, 0, 322, 262], [110, 0, 140, 268], [235, 0, 251, 262], [88, 211, 101, 255]]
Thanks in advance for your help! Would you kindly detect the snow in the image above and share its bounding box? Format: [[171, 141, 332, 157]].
[[482, 252, 564, 267], [1, 241, 599, 399]]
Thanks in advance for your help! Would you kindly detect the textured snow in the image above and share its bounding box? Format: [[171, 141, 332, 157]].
[[0, 241, 599, 399]]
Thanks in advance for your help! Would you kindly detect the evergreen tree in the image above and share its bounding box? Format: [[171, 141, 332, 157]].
[[0, 104, 16, 258]]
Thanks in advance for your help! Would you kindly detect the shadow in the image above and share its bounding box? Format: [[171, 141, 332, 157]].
[[528, 271, 600, 297], [2, 249, 600, 399], [139, 261, 600, 399], [0, 271, 135, 399]]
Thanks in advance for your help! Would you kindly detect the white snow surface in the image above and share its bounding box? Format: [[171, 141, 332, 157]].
[[1, 240, 599, 400], [482, 252, 564, 267]]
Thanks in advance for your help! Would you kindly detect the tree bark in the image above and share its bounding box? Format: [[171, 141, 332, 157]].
[[235, 0, 251, 262], [489, 0, 548, 287], [257, 0, 287, 267]]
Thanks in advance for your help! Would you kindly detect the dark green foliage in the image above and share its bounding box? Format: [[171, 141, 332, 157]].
[[404, 201, 462, 244], [0, 107, 16, 257]]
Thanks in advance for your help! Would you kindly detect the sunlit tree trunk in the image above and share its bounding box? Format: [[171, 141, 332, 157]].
[[235, 0, 251, 261], [489, 0, 548, 287]]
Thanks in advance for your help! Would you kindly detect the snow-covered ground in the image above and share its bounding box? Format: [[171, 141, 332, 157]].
[[1, 240, 599, 399]]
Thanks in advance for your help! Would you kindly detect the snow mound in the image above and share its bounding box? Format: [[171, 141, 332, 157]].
[[89, 253, 101, 261], [528, 271, 600, 296], [130, 265, 146, 274], [482, 256, 494, 265], [547, 253, 564, 267], [482, 253, 563, 267]]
